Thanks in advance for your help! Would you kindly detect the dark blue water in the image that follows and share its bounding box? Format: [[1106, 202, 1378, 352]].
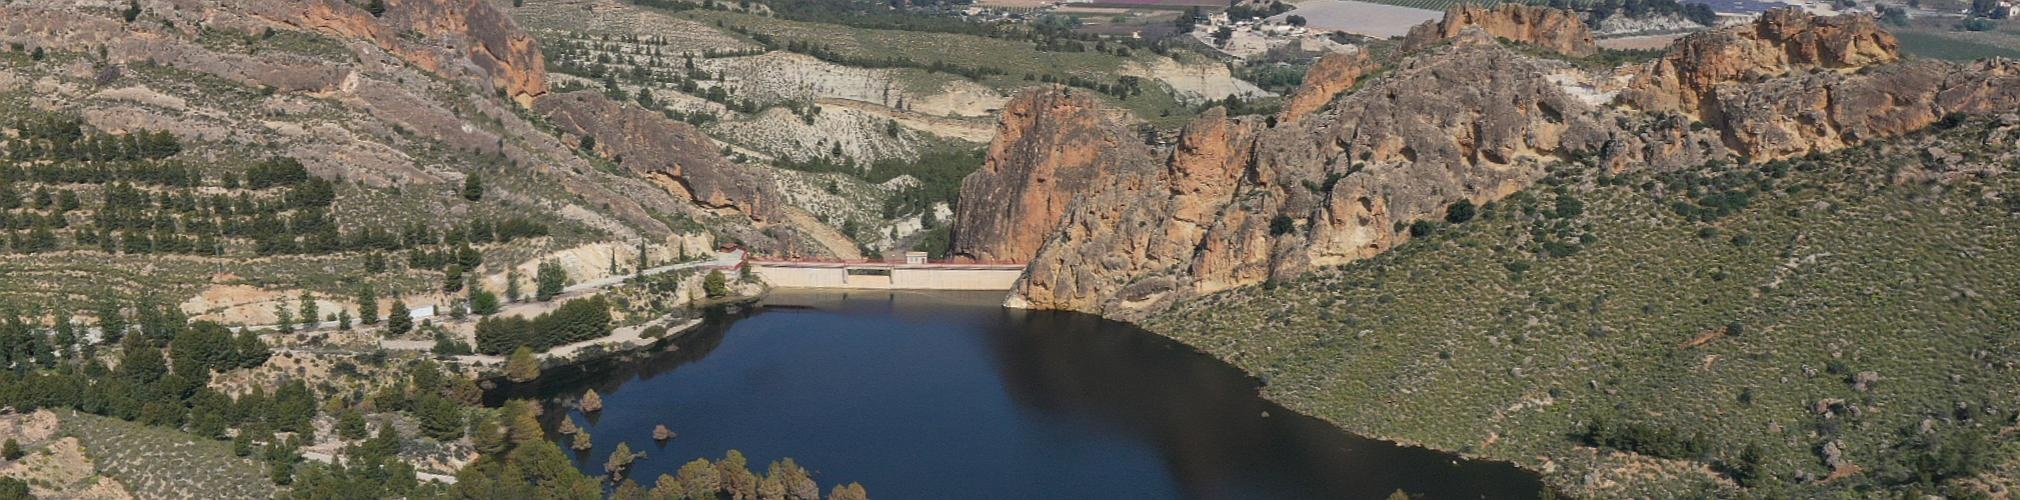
[[486, 291, 1542, 499]]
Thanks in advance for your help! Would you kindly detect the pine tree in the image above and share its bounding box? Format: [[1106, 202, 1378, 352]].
[[505, 268, 523, 303], [274, 303, 295, 334], [505, 346, 539, 382], [336, 410, 368, 440], [470, 290, 500, 316], [298, 292, 318, 330], [461, 173, 483, 202], [386, 299, 412, 336], [704, 270, 730, 298], [357, 286, 379, 325], [580, 389, 603, 413], [234, 330, 270, 369], [387, 300, 416, 336], [535, 261, 566, 301], [52, 315, 76, 360], [443, 264, 464, 293]]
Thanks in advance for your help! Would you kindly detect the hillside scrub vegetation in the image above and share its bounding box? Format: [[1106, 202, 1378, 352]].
[[1146, 119, 2020, 497]]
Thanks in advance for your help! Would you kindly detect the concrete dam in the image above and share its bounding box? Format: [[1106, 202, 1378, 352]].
[[748, 253, 1026, 291]]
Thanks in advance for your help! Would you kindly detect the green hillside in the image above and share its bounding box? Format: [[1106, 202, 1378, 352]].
[[1147, 118, 2020, 497]]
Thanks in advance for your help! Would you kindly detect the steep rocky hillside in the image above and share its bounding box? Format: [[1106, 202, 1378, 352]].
[[1402, 3, 1600, 57], [950, 89, 1156, 263], [968, 7, 2020, 320], [0, 0, 828, 313], [949, 4, 2020, 497], [1148, 117, 2020, 497]]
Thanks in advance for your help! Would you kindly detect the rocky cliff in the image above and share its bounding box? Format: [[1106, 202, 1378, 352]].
[[1402, 4, 1598, 57], [1276, 49, 1377, 125], [1619, 7, 1898, 119], [537, 91, 781, 222], [950, 88, 1157, 263], [1619, 8, 2019, 161], [983, 9, 2020, 318], [250, 0, 549, 107], [1008, 33, 1632, 316]]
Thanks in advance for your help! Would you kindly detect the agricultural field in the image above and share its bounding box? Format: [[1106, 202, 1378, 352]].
[[1148, 119, 2020, 497], [1897, 30, 2020, 60], [62, 411, 277, 499], [1276, 0, 1446, 37], [1892, 18, 2020, 61], [1350, 0, 1507, 13], [1079, 0, 1228, 7]]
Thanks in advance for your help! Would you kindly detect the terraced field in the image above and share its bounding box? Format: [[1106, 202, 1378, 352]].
[[62, 412, 277, 499], [1353, 0, 1504, 13]]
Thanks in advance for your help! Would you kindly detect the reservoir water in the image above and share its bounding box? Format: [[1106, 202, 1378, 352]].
[[485, 290, 1541, 499]]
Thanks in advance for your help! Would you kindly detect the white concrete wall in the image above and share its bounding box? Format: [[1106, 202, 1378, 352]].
[[753, 264, 1022, 290], [890, 268, 1021, 290], [752, 266, 851, 288]]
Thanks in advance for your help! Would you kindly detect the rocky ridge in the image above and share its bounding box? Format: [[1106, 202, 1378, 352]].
[[972, 9, 2020, 319], [950, 88, 1157, 263], [537, 91, 781, 221], [1403, 4, 1599, 58], [1275, 49, 1376, 125], [0, 0, 833, 257], [248, 0, 549, 107]]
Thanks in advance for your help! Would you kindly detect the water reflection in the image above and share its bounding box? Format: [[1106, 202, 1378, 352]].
[[485, 291, 1540, 499]]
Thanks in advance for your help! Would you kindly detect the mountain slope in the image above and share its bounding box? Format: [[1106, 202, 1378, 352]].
[[1145, 118, 2020, 497], [967, 7, 2020, 321], [0, 0, 828, 315]]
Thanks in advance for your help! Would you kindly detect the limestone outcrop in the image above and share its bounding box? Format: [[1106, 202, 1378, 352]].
[[1402, 4, 1598, 57], [1008, 36, 1629, 317], [1713, 58, 2020, 160], [1618, 8, 2020, 160], [950, 87, 1156, 263], [1619, 7, 1899, 118], [251, 0, 549, 107], [537, 91, 782, 222], [985, 9, 2020, 319], [1276, 49, 1377, 125]]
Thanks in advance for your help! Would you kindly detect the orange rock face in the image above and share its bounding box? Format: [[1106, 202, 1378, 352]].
[[949, 87, 1157, 263], [983, 8, 2019, 319], [1003, 40, 1628, 317], [1276, 50, 1377, 125], [537, 92, 780, 222], [255, 0, 548, 107], [1402, 4, 1598, 57], [1619, 8, 1898, 118]]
